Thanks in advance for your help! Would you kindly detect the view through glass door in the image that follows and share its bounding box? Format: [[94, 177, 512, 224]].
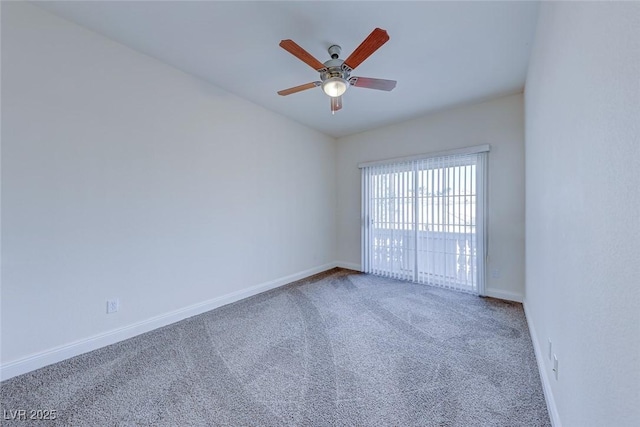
[[361, 148, 488, 295]]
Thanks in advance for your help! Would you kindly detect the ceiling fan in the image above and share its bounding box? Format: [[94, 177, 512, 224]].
[[277, 28, 397, 114]]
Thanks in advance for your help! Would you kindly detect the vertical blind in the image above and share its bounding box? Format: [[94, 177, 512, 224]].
[[360, 146, 489, 295]]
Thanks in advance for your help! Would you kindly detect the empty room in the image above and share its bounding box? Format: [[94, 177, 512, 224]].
[[1, 1, 638, 426]]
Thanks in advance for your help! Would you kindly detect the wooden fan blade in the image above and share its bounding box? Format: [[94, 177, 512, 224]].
[[279, 40, 327, 71], [349, 76, 397, 91], [330, 95, 343, 114], [343, 28, 390, 71], [277, 82, 321, 96]]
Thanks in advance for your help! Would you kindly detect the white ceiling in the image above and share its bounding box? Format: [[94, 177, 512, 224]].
[[34, 1, 540, 138]]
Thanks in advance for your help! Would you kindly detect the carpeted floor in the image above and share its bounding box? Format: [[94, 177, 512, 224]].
[[1, 269, 550, 426]]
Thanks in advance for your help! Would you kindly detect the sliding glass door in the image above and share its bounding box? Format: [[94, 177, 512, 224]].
[[361, 147, 488, 295]]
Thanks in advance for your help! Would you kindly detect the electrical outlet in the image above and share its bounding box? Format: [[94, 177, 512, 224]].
[[548, 339, 552, 360], [490, 268, 501, 279], [553, 354, 559, 380], [106, 299, 120, 314]]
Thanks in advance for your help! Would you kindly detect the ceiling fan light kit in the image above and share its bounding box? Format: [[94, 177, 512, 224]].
[[278, 28, 397, 114], [322, 77, 348, 97]]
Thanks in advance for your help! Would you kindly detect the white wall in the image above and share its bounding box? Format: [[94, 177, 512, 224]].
[[1, 3, 336, 372], [336, 94, 526, 301], [525, 2, 640, 426]]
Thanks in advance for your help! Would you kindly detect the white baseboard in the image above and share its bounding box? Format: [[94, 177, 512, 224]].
[[523, 301, 562, 427], [335, 261, 361, 271], [485, 288, 523, 303], [0, 262, 337, 381], [331, 266, 522, 302]]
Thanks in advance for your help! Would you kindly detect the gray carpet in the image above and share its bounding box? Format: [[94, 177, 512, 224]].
[[1, 269, 550, 426]]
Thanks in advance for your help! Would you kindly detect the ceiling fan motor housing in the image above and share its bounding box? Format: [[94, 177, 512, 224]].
[[321, 61, 349, 80]]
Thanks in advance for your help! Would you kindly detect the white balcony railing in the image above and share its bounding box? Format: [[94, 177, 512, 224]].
[[371, 228, 477, 292]]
